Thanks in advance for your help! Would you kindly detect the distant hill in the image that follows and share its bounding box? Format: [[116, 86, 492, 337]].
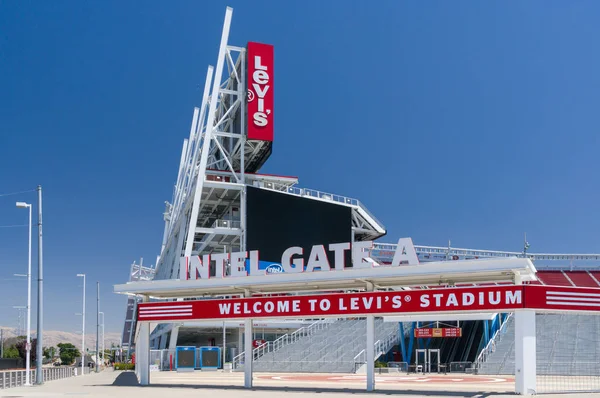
[[0, 326, 121, 351]]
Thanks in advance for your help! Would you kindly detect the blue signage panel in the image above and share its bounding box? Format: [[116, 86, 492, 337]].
[[175, 346, 196, 370], [199, 346, 221, 369]]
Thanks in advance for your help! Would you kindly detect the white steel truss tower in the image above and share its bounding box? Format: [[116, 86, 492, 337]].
[[130, 7, 386, 351]]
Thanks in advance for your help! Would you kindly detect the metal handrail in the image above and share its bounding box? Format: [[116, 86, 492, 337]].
[[211, 219, 241, 229], [353, 327, 398, 370], [473, 313, 513, 369], [232, 318, 331, 370], [260, 185, 385, 230]]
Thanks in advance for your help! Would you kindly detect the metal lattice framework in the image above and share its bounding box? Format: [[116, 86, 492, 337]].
[[121, 260, 155, 351], [153, 7, 385, 283]]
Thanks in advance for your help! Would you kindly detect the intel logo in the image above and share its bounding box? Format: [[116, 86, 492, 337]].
[[265, 264, 284, 274]]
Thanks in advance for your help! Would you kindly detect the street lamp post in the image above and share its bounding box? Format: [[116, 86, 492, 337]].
[[99, 312, 105, 366], [76, 274, 85, 376], [35, 185, 43, 385], [95, 282, 99, 373], [16, 201, 32, 386]]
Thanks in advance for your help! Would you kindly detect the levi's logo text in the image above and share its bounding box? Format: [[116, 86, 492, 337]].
[[247, 42, 274, 142]]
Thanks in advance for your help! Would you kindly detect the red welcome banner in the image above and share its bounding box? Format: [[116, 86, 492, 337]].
[[138, 285, 524, 322]]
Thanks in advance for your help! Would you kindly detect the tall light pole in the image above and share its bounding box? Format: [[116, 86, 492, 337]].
[[35, 185, 43, 385], [99, 312, 105, 366], [16, 201, 32, 386], [95, 281, 99, 373], [76, 274, 85, 376]]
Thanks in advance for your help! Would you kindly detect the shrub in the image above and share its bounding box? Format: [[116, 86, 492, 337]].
[[374, 360, 388, 368], [113, 363, 135, 370]]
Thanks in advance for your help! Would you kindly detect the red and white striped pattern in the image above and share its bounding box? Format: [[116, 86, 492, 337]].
[[138, 304, 193, 319], [546, 290, 600, 309]]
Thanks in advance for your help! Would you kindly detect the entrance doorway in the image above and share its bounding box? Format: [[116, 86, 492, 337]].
[[428, 349, 440, 373], [415, 349, 441, 373]]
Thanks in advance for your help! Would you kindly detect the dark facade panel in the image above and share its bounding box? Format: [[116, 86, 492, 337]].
[[247, 187, 352, 268]]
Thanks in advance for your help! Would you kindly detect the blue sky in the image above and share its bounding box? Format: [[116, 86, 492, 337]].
[[1, 1, 600, 336]]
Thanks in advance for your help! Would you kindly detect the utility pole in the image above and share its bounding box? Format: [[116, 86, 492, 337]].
[[36, 185, 44, 385], [1, 329, 3, 358], [99, 312, 105, 366], [16, 201, 32, 386], [96, 282, 99, 373], [76, 274, 86, 376]]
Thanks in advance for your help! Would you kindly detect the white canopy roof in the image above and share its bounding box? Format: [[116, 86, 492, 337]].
[[114, 257, 537, 299]]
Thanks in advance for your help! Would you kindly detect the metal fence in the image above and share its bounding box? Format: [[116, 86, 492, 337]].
[[0, 367, 76, 389], [377, 362, 409, 373], [149, 349, 176, 371], [536, 313, 600, 394], [449, 361, 473, 373]]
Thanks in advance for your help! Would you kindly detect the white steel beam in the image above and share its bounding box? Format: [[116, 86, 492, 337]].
[[184, 7, 233, 258]]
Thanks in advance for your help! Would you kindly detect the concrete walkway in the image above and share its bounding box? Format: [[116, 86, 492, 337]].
[[2, 370, 598, 398]]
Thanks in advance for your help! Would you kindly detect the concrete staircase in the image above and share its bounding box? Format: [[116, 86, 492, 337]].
[[236, 318, 398, 373], [478, 314, 600, 376]]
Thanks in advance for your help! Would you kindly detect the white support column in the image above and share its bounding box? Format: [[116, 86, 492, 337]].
[[514, 272, 536, 395], [138, 298, 150, 386], [366, 315, 375, 392], [244, 318, 253, 388], [514, 310, 536, 395], [365, 281, 375, 392], [168, 325, 180, 350]]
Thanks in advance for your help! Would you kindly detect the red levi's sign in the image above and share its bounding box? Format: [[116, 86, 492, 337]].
[[137, 285, 524, 322], [414, 328, 462, 338], [247, 42, 274, 141]]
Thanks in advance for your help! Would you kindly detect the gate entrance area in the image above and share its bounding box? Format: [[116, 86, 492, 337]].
[[415, 349, 426, 373], [116, 249, 600, 396], [414, 349, 440, 373], [428, 349, 441, 373]]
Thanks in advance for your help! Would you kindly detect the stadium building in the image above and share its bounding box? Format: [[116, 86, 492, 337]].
[[119, 7, 600, 394]]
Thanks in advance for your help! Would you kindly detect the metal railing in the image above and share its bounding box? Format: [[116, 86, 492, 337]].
[[260, 185, 385, 230], [0, 367, 76, 389], [232, 318, 331, 370], [472, 312, 513, 369], [353, 327, 398, 372], [473, 313, 513, 370], [450, 361, 473, 373], [212, 219, 241, 229]]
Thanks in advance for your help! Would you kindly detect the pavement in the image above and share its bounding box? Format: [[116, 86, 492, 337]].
[[2, 369, 600, 397]]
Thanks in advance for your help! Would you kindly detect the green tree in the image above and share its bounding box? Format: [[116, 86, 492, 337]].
[[57, 343, 80, 366], [4, 345, 20, 359], [43, 346, 56, 359]]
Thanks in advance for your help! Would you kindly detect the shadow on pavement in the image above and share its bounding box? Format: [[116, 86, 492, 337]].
[[112, 371, 140, 386], [133, 383, 512, 397]]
